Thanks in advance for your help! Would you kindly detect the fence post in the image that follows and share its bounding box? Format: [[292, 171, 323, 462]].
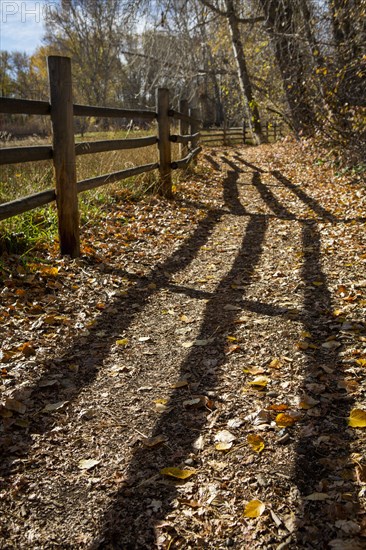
[[190, 107, 200, 166], [273, 122, 277, 142], [179, 99, 189, 159], [157, 88, 172, 198], [47, 56, 80, 258], [243, 120, 246, 144]]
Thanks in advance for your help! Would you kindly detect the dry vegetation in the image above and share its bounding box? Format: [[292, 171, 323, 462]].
[[0, 140, 365, 548]]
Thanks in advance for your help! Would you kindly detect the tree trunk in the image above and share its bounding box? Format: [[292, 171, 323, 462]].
[[225, 0, 267, 144], [259, 0, 317, 136]]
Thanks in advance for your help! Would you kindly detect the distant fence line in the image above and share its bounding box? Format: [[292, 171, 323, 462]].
[[0, 55, 282, 258]]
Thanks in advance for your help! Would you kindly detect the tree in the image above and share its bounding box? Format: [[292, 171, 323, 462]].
[[258, 0, 317, 135], [200, 0, 267, 143], [44, 0, 130, 106]]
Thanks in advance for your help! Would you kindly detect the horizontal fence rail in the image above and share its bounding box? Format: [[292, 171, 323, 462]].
[[0, 55, 203, 257], [73, 104, 157, 120], [0, 97, 51, 115], [74, 135, 158, 156]]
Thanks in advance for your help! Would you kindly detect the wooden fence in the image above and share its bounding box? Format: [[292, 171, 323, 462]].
[[0, 56, 202, 257], [0, 56, 283, 258], [201, 121, 283, 146]]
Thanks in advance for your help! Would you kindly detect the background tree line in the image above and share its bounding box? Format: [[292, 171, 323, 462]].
[[1, 0, 364, 165]]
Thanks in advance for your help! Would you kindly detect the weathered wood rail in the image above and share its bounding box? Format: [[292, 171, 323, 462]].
[[0, 56, 202, 257]]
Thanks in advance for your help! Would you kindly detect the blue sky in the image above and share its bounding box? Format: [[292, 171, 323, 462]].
[[0, 1, 57, 54]]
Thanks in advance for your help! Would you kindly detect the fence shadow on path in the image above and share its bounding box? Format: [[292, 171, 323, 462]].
[[230, 151, 361, 547], [92, 159, 267, 547]]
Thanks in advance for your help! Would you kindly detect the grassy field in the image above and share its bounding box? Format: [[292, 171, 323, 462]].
[[0, 129, 181, 255]]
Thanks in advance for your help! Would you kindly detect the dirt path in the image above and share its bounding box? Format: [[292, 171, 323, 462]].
[[1, 142, 365, 549]]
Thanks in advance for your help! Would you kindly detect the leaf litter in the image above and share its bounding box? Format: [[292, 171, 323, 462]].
[[0, 141, 365, 548]]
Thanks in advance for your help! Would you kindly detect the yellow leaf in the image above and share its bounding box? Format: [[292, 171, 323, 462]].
[[180, 314, 191, 323], [269, 358, 282, 369], [355, 358, 366, 368], [348, 409, 366, 428], [160, 467, 196, 479], [227, 336, 237, 342], [275, 413, 296, 427], [249, 376, 269, 390], [244, 499, 266, 518], [40, 266, 58, 277], [116, 338, 128, 347], [154, 398, 168, 405], [247, 434, 265, 453], [301, 331, 312, 338]]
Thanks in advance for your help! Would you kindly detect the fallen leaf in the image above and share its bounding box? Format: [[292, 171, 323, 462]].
[[244, 499, 266, 518], [182, 341, 193, 348], [155, 402, 173, 413], [267, 403, 289, 412], [20, 342, 36, 357], [78, 459, 100, 470], [4, 398, 26, 414], [355, 358, 366, 367], [269, 358, 282, 369], [275, 413, 297, 427], [215, 442, 233, 451], [243, 366, 265, 375], [214, 430, 236, 444], [348, 409, 366, 428], [40, 266, 58, 277], [223, 304, 242, 311], [298, 395, 319, 409], [116, 338, 129, 347], [42, 401, 69, 413], [178, 499, 201, 508], [247, 434, 265, 453], [143, 435, 167, 448], [249, 376, 269, 390], [180, 315, 193, 324], [322, 340, 340, 349], [193, 435, 205, 450], [160, 467, 196, 479], [171, 379, 189, 388]]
